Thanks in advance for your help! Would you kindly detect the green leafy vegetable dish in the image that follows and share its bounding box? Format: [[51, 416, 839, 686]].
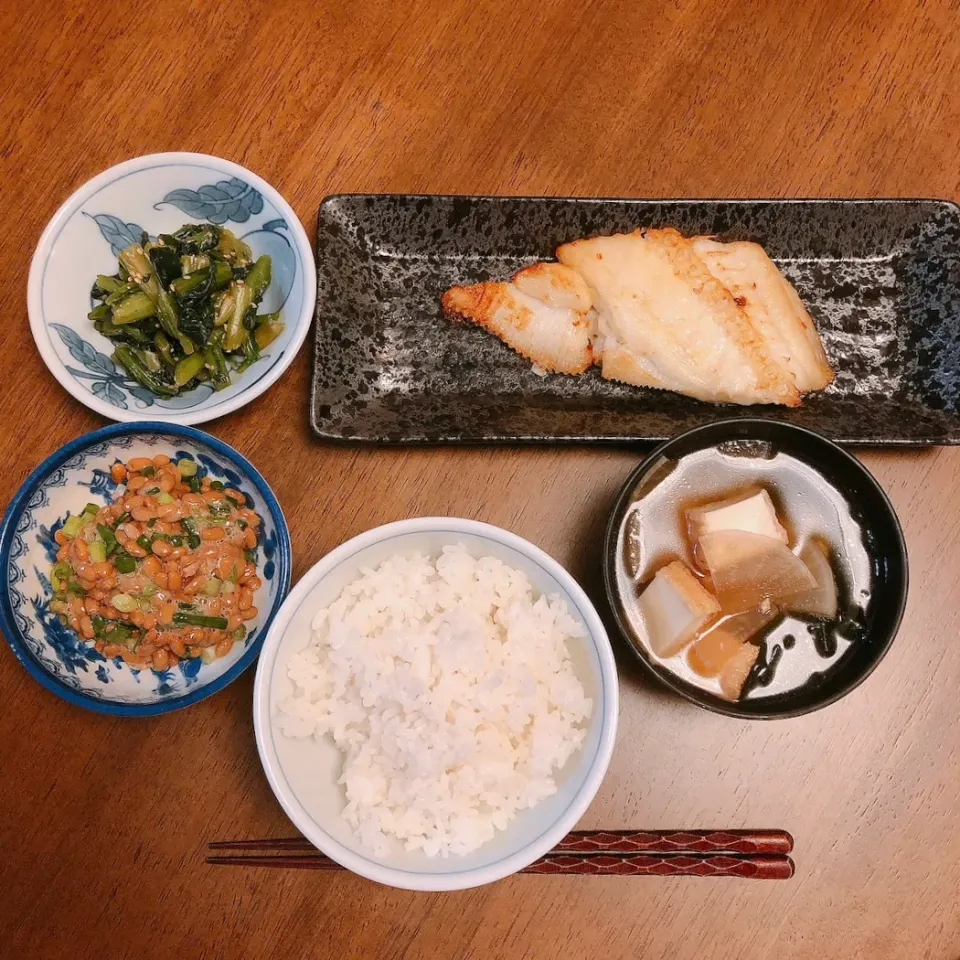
[[87, 223, 285, 397]]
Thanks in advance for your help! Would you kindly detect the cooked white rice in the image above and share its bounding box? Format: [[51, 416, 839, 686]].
[[277, 545, 593, 857]]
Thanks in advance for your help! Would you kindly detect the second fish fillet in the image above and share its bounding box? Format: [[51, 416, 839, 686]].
[[693, 239, 833, 393], [557, 229, 801, 406]]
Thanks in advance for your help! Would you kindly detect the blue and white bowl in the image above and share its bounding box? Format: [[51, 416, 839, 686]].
[[28, 153, 316, 425], [0, 423, 292, 715]]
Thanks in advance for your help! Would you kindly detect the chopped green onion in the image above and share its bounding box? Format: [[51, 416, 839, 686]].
[[106, 622, 132, 643], [141, 465, 156, 478], [172, 612, 228, 629], [114, 555, 137, 574], [113, 512, 131, 527], [210, 480, 225, 491], [136, 535, 151, 551], [186, 534, 201, 550], [97, 524, 119, 556], [61, 514, 85, 538], [111, 593, 137, 613]]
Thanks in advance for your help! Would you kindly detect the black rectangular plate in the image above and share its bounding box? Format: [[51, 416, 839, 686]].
[[311, 196, 960, 445]]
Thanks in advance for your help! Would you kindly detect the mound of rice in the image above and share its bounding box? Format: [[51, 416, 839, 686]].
[[277, 545, 593, 857]]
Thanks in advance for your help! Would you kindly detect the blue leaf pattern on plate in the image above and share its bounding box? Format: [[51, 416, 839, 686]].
[[51, 324, 118, 378], [52, 325, 209, 411], [85, 213, 148, 255], [78, 468, 118, 498], [37, 518, 64, 565], [155, 178, 264, 224], [262, 527, 278, 581], [93, 380, 128, 408], [179, 657, 202, 688]]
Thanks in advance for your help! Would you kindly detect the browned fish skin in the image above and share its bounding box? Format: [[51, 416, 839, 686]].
[[441, 262, 595, 375]]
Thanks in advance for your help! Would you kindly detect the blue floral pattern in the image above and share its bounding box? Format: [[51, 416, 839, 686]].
[[3, 430, 287, 710], [86, 213, 149, 254], [155, 177, 264, 224], [51, 324, 214, 412]]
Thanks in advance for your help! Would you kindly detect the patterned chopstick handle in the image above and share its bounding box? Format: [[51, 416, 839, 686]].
[[522, 854, 794, 879], [553, 830, 793, 855]]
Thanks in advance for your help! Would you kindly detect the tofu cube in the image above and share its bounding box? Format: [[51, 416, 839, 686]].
[[687, 489, 788, 545]]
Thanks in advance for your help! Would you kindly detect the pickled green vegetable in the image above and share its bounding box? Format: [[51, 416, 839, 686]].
[[87, 223, 283, 398]]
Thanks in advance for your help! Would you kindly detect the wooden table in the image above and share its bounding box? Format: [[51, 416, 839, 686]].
[[2, 1, 959, 957]]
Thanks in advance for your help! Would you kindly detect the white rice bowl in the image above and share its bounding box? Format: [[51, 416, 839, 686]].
[[277, 546, 593, 858], [254, 520, 619, 891]]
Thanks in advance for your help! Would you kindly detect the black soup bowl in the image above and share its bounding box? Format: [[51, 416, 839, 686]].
[[603, 419, 908, 719]]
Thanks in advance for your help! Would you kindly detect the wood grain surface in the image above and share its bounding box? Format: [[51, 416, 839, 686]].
[[1, 1, 959, 958]]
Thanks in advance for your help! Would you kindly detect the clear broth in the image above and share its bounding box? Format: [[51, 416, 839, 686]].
[[617, 441, 872, 702]]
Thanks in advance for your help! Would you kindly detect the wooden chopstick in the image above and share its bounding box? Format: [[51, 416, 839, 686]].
[[207, 851, 794, 878], [209, 829, 793, 856], [207, 829, 794, 879]]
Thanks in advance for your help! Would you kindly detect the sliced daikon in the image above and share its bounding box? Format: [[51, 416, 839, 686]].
[[699, 530, 816, 613], [719, 642, 761, 700], [788, 538, 839, 619], [687, 603, 779, 677], [637, 560, 721, 658]]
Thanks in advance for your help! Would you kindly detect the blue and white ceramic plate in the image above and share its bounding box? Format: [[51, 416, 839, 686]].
[[0, 423, 292, 715], [28, 153, 316, 425]]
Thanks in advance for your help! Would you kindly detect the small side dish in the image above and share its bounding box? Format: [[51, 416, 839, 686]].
[[442, 227, 833, 406], [277, 546, 593, 858], [50, 452, 264, 671], [88, 223, 284, 398]]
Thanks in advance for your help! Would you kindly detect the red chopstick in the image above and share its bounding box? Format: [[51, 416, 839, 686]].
[[207, 829, 794, 879]]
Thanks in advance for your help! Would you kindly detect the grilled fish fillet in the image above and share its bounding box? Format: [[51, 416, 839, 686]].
[[441, 262, 595, 374], [557, 229, 801, 405], [693, 239, 833, 393]]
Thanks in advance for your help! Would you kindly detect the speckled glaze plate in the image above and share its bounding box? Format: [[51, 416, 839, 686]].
[[311, 196, 960, 445]]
